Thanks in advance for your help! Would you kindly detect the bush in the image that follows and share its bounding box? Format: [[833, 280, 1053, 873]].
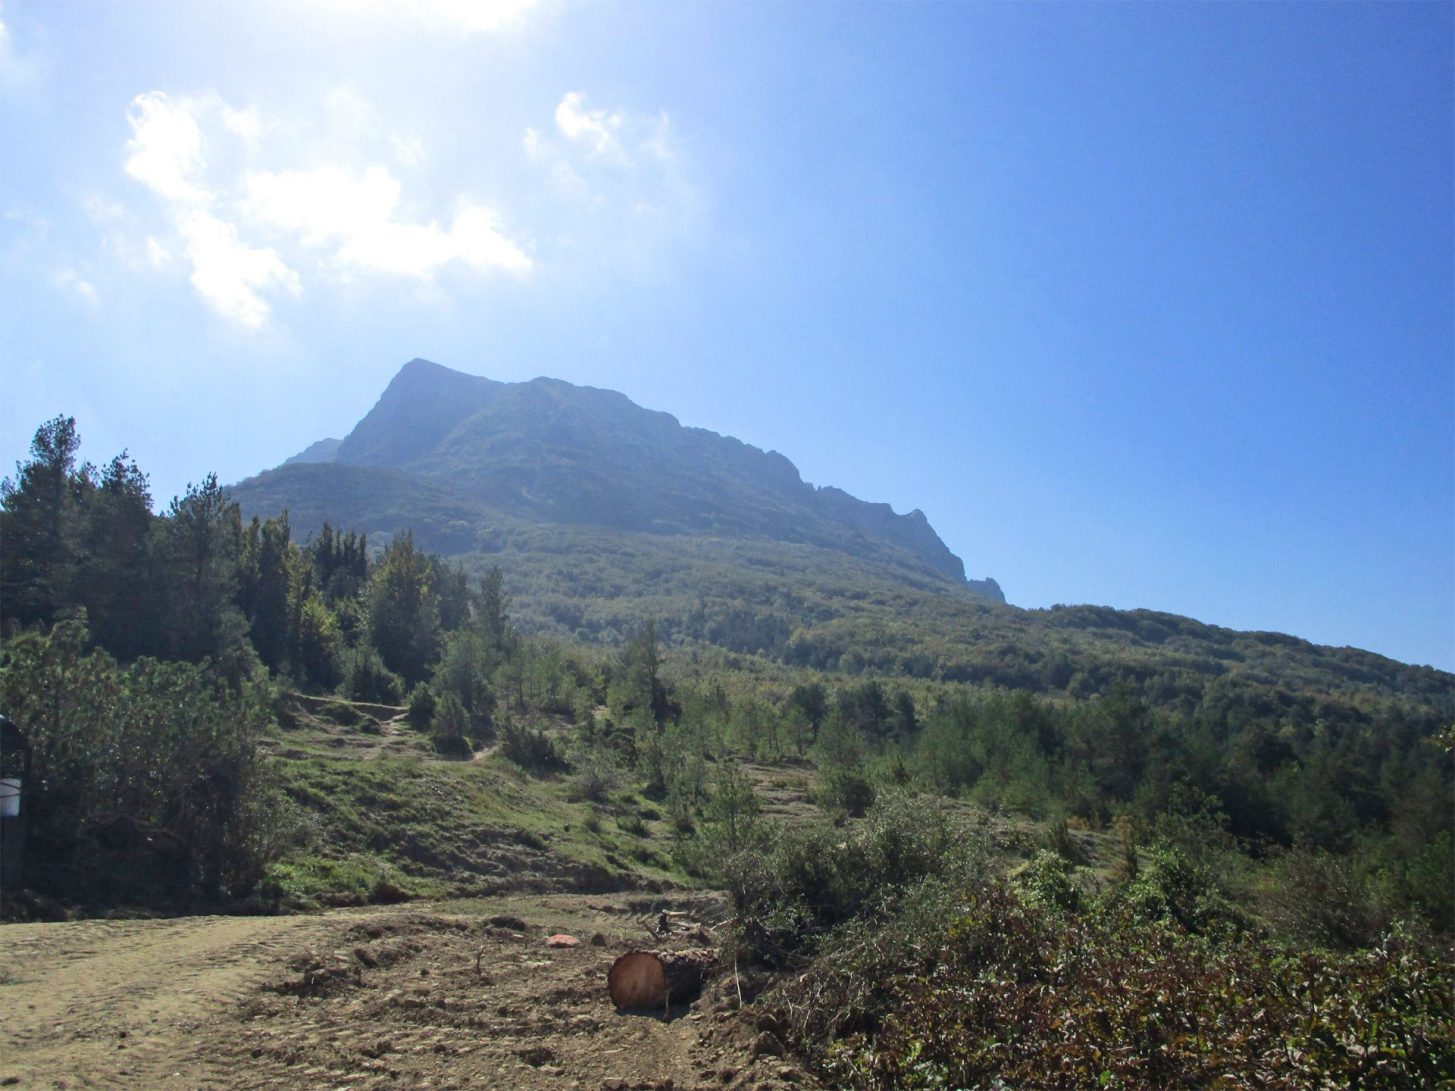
[[498, 717, 564, 773], [673, 762, 764, 879], [828, 892, 1454, 1091], [726, 792, 983, 966], [262, 853, 412, 908], [1018, 849, 1083, 913], [1120, 840, 1245, 938], [431, 691, 474, 758], [568, 743, 623, 803], [340, 643, 404, 705], [1044, 813, 1085, 864], [0, 621, 296, 904], [1263, 844, 1386, 950], [816, 763, 876, 817], [405, 684, 436, 730]]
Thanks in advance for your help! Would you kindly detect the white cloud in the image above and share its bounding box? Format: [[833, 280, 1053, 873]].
[[247, 165, 530, 278], [145, 236, 172, 269], [554, 92, 628, 165], [247, 164, 397, 245], [116, 88, 530, 324], [181, 209, 300, 329], [55, 269, 98, 306], [335, 204, 529, 277], [433, 201, 533, 274], [392, 134, 425, 168], [124, 92, 208, 205], [83, 194, 129, 224], [221, 105, 264, 142], [525, 92, 703, 254], [123, 91, 301, 327], [640, 112, 675, 166], [535, 92, 685, 183], [0, 1, 42, 87], [324, 84, 374, 136]]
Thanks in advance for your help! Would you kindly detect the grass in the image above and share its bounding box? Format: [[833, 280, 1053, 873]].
[[266, 694, 687, 904], [261, 694, 1070, 914]]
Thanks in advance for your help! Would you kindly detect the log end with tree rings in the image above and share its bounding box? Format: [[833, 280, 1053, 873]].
[[607, 949, 716, 1011]]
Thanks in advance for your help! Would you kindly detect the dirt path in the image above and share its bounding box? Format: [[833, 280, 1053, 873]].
[[1, 896, 813, 1091], [0, 911, 366, 1089]]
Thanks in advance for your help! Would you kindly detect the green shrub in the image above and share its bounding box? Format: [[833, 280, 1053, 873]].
[[725, 792, 983, 966], [405, 684, 436, 730], [0, 621, 296, 904], [1018, 849, 1083, 913], [828, 892, 1453, 1091], [816, 763, 876, 817], [431, 691, 474, 758], [1120, 840, 1245, 938], [499, 718, 564, 773], [672, 762, 764, 879], [1044, 813, 1084, 864], [340, 643, 404, 705], [617, 813, 650, 838], [568, 743, 623, 802]]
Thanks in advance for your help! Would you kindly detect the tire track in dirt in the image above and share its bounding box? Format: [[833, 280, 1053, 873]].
[[0, 910, 381, 1090]]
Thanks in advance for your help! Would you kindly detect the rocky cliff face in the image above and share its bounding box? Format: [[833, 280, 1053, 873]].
[[262, 359, 1003, 600]]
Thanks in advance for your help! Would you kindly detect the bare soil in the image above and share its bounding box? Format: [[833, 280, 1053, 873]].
[[1, 894, 817, 1091]]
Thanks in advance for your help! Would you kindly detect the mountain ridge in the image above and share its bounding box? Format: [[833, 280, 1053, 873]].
[[259, 358, 1002, 599]]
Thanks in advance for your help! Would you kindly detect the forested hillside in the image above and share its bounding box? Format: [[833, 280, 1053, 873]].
[[3, 415, 1451, 1088]]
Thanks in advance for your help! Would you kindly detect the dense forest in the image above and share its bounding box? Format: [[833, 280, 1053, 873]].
[[2, 416, 1451, 1087]]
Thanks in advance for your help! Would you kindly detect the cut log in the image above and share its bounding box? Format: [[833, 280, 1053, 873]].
[[607, 949, 717, 1011]]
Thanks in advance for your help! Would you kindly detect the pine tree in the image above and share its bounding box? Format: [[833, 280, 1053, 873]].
[[367, 531, 440, 685], [0, 416, 90, 626]]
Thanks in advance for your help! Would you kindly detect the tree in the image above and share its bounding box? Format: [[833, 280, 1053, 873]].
[[74, 451, 160, 660], [239, 513, 292, 674], [308, 522, 368, 603], [787, 681, 829, 735], [837, 679, 892, 744], [615, 620, 673, 728], [476, 564, 513, 657], [367, 531, 440, 686], [814, 707, 876, 816], [891, 689, 918, 738], [704, 761, 761, 856], [431, 629, 495, 730], [0, 415, 90, 626], [292, 592, 342, 691], [160, 474, 249, 669], [431, 558, 471, 634]]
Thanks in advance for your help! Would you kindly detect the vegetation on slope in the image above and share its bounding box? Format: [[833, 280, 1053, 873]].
[[3, 415, 1451, 1087]]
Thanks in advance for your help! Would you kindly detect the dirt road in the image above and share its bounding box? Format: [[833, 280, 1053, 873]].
[[1, 896, 813, 1091]]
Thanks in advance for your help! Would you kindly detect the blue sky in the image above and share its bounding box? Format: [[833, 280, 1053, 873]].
[[2, 1, 1451, 669]]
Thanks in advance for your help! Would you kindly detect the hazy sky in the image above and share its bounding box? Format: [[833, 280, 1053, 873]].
[[2, 2, 1451, 669]]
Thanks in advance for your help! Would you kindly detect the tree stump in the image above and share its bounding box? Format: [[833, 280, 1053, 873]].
[[607, 949, 716, 1011]]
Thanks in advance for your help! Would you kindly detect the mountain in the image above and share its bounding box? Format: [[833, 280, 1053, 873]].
[[228, 358, 1449, 729], [236, 358, 1003, 600]]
